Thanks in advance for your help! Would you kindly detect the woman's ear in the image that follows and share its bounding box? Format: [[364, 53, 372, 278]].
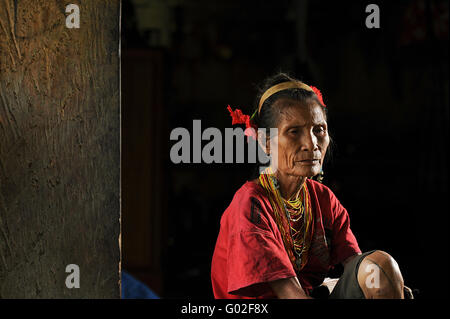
[[257, 129, 270, 155]]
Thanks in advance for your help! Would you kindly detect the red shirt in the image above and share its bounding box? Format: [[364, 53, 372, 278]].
[[211, 179, 361, 299]]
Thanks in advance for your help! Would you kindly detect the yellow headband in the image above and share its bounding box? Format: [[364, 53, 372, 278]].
[[258, 81, 314, 114]]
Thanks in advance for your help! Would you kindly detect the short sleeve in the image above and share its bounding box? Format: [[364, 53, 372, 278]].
[[225, 192, 296, 297], [330, 198, 361, 265]]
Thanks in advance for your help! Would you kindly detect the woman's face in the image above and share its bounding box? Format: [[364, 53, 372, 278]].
[[269, 98, 329, 178]]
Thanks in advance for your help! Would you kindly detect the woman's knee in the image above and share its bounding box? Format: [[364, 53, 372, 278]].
[[357, 250, 404, 299]]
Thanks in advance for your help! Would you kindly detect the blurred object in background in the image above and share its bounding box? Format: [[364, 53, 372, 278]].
[[126, 0, 178, 48], [122, 271, 160, 299], [121, 47, 167, 295]]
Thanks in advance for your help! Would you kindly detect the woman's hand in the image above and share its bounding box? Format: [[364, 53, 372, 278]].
[[321, 277, 339, 293], [404, 285, 414, 299]]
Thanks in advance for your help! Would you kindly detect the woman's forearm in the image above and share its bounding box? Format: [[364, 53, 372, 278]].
[[268, 277, 312, 299]]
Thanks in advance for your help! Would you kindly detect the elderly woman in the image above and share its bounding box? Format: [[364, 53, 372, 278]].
[[211, 73, 412, 299]]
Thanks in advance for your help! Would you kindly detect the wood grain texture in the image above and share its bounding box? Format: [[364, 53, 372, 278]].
[[0, 0, 120, 298]]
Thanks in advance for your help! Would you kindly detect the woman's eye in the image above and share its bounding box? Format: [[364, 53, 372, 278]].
[[314, 126, 326, 134]]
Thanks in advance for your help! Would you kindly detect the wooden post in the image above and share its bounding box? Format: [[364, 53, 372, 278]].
[[0, 0, 120, 298]]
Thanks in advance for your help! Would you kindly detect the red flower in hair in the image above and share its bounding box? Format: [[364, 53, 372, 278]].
[[310, 86, 326, 107], [227, 105, 257, 140]]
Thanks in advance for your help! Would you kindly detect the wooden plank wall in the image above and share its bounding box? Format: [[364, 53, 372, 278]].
[[0, 0, 120, 298]]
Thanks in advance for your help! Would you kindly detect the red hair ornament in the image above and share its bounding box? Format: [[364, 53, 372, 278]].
[[227, 105, 257, 140], [310, 85, 326, 107]]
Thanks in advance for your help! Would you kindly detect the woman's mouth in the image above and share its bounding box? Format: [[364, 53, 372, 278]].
[[297, 159, 320, 165]]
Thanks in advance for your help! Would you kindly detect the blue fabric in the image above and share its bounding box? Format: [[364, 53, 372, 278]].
[[121, 271, 159, 299]]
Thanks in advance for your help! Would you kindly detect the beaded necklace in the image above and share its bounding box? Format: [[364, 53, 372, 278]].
[[259, 167, 314, 271]]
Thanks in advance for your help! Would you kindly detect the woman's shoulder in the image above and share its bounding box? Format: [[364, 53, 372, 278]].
[[234, 179, 264, 196], [231, 179, 267, 204], [224, 180, 270, 218], [306, 178, 332, 193], [306, 179, 347, 221], [305, 178, 339, 203], [222, 180, 274, 232]]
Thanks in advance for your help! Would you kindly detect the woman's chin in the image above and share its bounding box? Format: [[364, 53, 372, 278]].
[[294, 165, 321, 178], [275, 164, 322, 178]]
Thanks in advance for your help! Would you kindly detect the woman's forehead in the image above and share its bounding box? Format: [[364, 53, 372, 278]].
[[275, 98, 326, 125]]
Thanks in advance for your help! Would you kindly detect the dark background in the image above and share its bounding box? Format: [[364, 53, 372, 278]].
[[121, 0, 449, 299]]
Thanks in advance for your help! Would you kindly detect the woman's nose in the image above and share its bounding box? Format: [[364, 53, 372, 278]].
[[300, 130, 318, 151]]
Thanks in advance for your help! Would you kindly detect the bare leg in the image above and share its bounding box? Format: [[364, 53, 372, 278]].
[[357, 250, 405, 299]]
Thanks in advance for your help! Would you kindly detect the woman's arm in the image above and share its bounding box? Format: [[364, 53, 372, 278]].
[[268, 277, 312, 299]]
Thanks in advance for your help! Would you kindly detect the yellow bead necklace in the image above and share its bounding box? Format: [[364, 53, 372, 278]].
[[259, 167, 314, 271]]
